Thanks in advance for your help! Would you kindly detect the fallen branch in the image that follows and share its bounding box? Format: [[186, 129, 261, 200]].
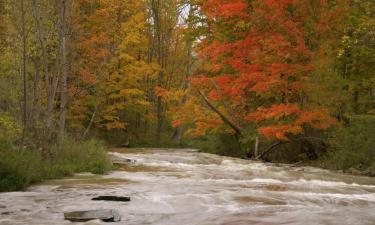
[[255, 141, 283, 160], [256, 136, 327, 160]]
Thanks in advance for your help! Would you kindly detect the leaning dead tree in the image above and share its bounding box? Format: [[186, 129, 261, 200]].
[[198, 90, 242, 136]]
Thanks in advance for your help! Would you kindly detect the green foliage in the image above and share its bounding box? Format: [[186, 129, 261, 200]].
[[189, 134, 247, 158], [0, 113, 21, 145], [336, 0, 375, 114], [48, 137, 112, 176], [0, 148, 44, 191], [326, 115, 375, 174], [239, 127, 258, 152], [0, 138, 112, 192]]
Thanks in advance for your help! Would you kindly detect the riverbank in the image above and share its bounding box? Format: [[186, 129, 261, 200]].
[[0, 138, 112, 192]]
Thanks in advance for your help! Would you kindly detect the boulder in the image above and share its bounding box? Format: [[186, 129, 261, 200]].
[[64, 209, 121, 222]]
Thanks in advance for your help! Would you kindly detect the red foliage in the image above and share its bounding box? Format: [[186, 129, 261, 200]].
[[189, 76, 211, 86], [208, 90, 220, 101], [246, 104, 300, 122], [172, 119, 184, 128], [200, 41, 232, 61], [259, 125, 303, 141], [191, 0, 338, 140], [202, 0, 248, 18], [154, 86, 168, 97]]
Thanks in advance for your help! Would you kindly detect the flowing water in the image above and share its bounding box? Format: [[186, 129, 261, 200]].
[[1, 148, 375, 225]]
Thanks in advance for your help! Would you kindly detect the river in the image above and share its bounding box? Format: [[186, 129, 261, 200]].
[[1, 148, 375, 225]]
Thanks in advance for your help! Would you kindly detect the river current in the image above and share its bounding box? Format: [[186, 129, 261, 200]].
[[1, 148, 375, 225]]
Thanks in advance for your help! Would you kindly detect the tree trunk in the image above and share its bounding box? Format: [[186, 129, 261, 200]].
[[83, 104, 98, 139], [144, 110, 148, 135], [20, 0, 28, 139], [31, 0, 56, 134], [135, 112, 141, 129], [174, 48, 191, 142], [58, 0, 68, 140], [353, 87, 359, 114], [156, 95, 163, 142], [151, 0, 166, 143], [32, 62, 41, 124], [254, 136, 259, 158]]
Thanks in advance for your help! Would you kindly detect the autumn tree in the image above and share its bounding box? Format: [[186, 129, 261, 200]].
[[175, 0, 341, 157], [68, 0, 159, 143], [102, 0, 158, 135]]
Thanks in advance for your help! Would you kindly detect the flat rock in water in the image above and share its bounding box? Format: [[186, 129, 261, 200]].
[[64, 209, 121, 222], [92, 196, 131, 202]]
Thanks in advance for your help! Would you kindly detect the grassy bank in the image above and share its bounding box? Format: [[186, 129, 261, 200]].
[[0, 138, 112, 192]]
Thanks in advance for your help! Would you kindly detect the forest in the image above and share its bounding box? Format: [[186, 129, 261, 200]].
[[0, 0, 374, 192]]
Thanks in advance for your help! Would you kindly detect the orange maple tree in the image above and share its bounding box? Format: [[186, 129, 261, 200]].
[[180, 0, 337, 141]]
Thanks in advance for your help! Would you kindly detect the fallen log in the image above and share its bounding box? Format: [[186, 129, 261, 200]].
[[92, 196, 131, 202]]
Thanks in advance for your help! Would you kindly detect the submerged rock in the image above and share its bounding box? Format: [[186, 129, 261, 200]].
[[92, 196, 131, 202], [64, 209, 121, 222]]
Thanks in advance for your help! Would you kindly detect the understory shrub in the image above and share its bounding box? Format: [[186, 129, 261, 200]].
[[326, 115, 375, 174], [0, 148, 43, 191], [0, 137, 112, 192], [190, 133, 247, 158]]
